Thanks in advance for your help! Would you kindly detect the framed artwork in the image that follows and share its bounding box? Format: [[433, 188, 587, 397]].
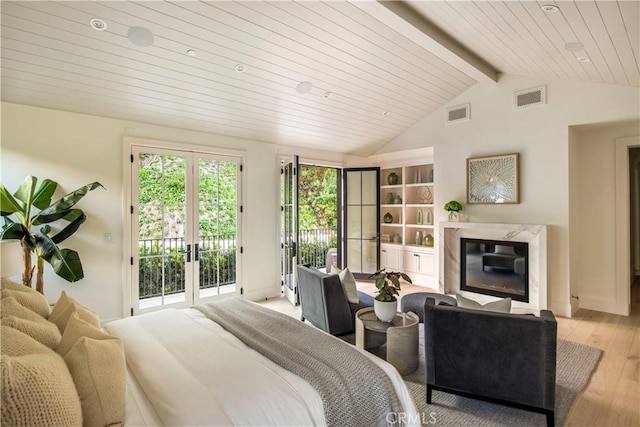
[[467, 153, 520, 204]]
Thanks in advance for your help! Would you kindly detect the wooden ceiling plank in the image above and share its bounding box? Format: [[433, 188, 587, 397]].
[[618, 1, 640, 75], [598, 1, 639, 87], [576, 1, 630, 86], [350, 0, 498, 84]]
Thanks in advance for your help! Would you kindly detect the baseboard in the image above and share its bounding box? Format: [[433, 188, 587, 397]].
[[549, 300, 573, 318], [578, 296, 626, 315]]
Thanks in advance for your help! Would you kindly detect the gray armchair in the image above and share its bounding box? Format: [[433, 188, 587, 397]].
[[423, 297, 557, 427], [296, 264, 373, 336]]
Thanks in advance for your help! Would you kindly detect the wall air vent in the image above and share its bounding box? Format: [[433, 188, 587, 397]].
[[447, 103, 470, 124], [514, 86, 546, 110]]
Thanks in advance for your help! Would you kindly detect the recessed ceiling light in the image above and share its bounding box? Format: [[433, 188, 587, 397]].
[[186, 49, 197, 57], [296, 81, 313, 94], [322, 91, 333, 99], [577, 56, 591, 63], [234, 64, 247, 73], [564, 42, 584, 52], [382, 111, 390, 117], [541, 4, 559, 13], [89, 18, 107, 31], [128, 26, 155, 47]]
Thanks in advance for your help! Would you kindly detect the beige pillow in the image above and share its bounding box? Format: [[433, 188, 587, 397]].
[[1, 352, 82, 427], [1, 297, 48, 324], [49, 291, 100, 334], [1, 289, 50, 319], [57, 313, 113, 357], [1, 278, 30, 292], [1, 316, 61, 350], [0, 325, 53, 357], [456, 293, 512, 313], [332, 266, 359, 304], [49, 302, 100, 334], [65, 336, 126, 427]]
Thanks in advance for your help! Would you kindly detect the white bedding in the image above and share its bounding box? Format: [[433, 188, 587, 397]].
[[106, 307, 419, 427]]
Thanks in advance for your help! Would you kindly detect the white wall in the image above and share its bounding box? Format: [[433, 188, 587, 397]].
[[0, 102, 365, 321], [377, 74, 640, 316], [571, 122, 640, 314]]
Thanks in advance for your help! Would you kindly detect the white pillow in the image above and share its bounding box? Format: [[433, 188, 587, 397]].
[[456, 293, 511, 313], [331, 267, 359, 304], [494, 245, 516, 255]]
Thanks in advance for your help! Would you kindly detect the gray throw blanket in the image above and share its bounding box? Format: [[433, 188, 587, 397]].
[[196, 298, 405, 427]]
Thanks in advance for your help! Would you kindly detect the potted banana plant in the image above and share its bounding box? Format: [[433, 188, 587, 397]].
[[0, 176, 103, 294]]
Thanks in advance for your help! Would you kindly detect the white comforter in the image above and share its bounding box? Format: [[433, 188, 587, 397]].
[[105, 307, 419, 427]]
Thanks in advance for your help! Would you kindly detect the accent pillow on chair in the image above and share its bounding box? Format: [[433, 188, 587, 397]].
[[331, 266, 359, 304], [456, 293, 512, 313]]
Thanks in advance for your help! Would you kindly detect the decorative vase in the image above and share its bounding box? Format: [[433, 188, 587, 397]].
[[415, 231, 423, 245], [416, 209, 423, 224], [416, 168, 422, 184], [392, 234, 402, 244], [385, 192, 394, 204], [426, 209, 432, 225], [448, 211, 460, 222], [374, 299, 397, 322], [423, 234, 434, 247], [429, 168, 434, 183], [383, 212, 393, 223], [394, 194, 402, 204], [387, 172, 399, 185]]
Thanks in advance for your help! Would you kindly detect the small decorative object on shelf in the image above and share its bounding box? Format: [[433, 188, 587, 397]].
[[429, 168, 434, 183], [386, 192, 394, 204], [394, 194, 402, 204], [416, 209, 423, 224], [383, 212, 393, 223], [415, 167, 422, 184], [415, 231, 423, 245], [426, 209, 433, 225], [417, 186, 433, 204], [444, 200, 463, 222], [392, 234, 402, 243], [387, 172, 399, 185], [423, 234, 434, 247]]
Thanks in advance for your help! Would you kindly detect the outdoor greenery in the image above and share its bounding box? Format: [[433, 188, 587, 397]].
[[298, 165, 337, 230]]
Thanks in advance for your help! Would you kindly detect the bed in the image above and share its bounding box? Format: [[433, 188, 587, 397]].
[[1, 280, 419, 427], [106, 298, 420, 427]]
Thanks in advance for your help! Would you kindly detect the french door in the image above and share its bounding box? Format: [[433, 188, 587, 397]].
[[131, 146, 241, 313], [343, 168, 380, 279], [281, 155, 299, 304]]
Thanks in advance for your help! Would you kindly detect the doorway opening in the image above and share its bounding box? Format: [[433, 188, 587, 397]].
[[630, 147, 640, 314]]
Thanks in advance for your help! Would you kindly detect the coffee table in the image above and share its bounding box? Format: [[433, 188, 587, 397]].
[[355, 307, 419, 375]]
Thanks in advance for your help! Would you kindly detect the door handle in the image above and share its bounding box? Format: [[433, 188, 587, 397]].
[[180, 244, 192, 262], [194, 243, 199, 261]]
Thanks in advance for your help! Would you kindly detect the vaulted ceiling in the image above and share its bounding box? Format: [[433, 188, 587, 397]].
[[1, 1, 638, 156]]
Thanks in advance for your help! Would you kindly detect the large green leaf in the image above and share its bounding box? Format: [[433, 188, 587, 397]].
[[13, 176, 36, 207], [0, 185, 23, 216], [32, 179, 58, 210], [36, 182, 103, 218], [35, 234, 84, 282], [51, 210, 86, 244], [32, 209, 73, 225], [0, 222, 27, 240]]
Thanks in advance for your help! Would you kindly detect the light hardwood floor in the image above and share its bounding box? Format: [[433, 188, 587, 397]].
[[260, 280, 640, 426]]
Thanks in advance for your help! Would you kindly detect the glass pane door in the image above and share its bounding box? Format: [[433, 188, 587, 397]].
[[343, 168, 380, 278], [282, 155, 299, 304]]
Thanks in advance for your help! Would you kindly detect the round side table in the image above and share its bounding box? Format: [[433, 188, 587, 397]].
[[355, 307, 419, 375]]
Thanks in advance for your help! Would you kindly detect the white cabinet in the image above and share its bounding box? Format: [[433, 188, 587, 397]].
[[380, 244, 402, 271], [403, 249, 434, 276]]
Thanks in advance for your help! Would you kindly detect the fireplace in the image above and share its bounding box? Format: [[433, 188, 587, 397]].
[[460, 238, 529, 302]]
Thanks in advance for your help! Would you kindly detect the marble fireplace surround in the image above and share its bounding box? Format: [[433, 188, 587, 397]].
[[439, 222, 548, 312]]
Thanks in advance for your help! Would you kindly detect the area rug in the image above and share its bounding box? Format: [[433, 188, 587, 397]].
[[339, 332, 602, 426]]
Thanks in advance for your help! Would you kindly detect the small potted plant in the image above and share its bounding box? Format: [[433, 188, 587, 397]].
[[369, 268, 412, 322], [444, 200, 463, 222]]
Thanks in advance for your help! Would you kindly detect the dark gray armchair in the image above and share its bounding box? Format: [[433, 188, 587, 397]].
[[296, 264, 373, 336], [423, 297, 557, 427]]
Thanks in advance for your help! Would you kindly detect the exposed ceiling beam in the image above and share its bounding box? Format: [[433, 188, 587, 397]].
[[352, 1, 499, 84]]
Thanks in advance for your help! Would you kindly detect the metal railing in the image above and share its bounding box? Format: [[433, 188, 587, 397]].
[[138, 235, 236, 300], [297, 227, 338, 269]]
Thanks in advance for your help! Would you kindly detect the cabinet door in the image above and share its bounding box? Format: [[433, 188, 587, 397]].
[[381, 247, 401, 270], [403, 251, 434, 276]]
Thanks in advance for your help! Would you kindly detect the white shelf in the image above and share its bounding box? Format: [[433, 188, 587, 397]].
[[406, 224, 435, 228], [381, 223, 402, 227]]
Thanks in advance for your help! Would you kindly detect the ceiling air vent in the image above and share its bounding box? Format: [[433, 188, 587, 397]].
[[447, 103, 470, 124], [514, 86, 546, 110]]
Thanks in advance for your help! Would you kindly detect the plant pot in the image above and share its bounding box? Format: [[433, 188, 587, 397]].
[[448, 211, 460, 222], [374, 299, 397, 322]]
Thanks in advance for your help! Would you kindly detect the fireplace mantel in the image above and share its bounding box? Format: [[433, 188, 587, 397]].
[[439, 222, 548, 312]]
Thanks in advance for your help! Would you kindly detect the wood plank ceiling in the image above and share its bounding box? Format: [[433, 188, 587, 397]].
[[1, 1, 638, 156]]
